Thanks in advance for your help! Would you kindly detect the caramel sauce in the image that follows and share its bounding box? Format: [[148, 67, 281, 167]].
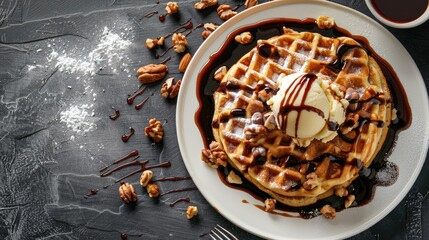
[[194, 18, 411, 218]]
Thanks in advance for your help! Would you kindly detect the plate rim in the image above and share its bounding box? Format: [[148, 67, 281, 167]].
[[176, 0, 429, 239]]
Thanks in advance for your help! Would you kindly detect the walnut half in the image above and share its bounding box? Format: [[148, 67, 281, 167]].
[[145, 118, 164, 142], [165, 2, 179, 14], [119, 182, 137, 204], [217, 4, 237, 21], [320, 205, 336, 219], [201, 141, 228, 168], [172, 33, 188, 53], [194, 0, 218, 10], [186, 206, 198, 219]]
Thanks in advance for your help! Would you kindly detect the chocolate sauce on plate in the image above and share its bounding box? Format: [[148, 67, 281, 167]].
[[194, 18, 411, 218]]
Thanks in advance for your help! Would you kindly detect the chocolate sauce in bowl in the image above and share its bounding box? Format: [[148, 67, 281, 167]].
[[194, 18, 411, 218], [370, 0, 428, 23]]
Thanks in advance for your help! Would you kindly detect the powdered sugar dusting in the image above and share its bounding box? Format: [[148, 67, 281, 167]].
[[60, 104, 96, 134], [375, 161, 399, 186], [48, 26, 132, 76]]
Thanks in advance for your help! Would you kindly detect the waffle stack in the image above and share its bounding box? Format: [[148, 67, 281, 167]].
[[211, 26, 392, 207]]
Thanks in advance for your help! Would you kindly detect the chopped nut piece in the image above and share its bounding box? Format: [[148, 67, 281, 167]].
[[145, 118, 164, 142], [186, 205, 198, 219], [140, 170, 154, 187], [217, 4, 237, 21], [235, 32, 253, 45], [334, 186, 348, 197], [235, 31, 253, 45], [179, 53, 192, 73], [161, 77, 174, 98], [194, 0, 218, 10], [146, 183, 160, 198], [303, 172, 319, 190], [172, 33, 188, 53], [137, 64, 168, 83], [245, 0, 258, 8], [169, 79, 181, 98], [264, 198, 276, 212], [145, 37, 165, 49], [320, 205, 336, 219], [264, 114, 277, 131], [146, 38, 156, 49], [345, 194, 355, 208], [166, 2, 179, 14], [201, 23, 219, 39], [214, 66, 227, 81], [317, 15, 335, 29], [161, 78, 182, 99], [227, 171, 242, 184], [201, 141, 228, 168], [119, 182, 137, 204]]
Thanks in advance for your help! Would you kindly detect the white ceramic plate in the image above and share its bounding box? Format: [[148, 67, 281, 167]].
[[176, 1, 429, 239]]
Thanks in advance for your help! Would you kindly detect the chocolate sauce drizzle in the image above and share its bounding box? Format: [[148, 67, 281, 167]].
[[276, 73, 326, 137], [121, 127, 135, 142], [127, 85, 147, 105], [195, 18, 411, 219], [135, 96, 150, 110], [160, 187, 197, 196], [109, 109, 120, 120], [152, 176, 192, 182], [84, 188, 99, 199], [144, 11, 158, 18], [169, 197, 190, 207], [99, 150, 139, 172]]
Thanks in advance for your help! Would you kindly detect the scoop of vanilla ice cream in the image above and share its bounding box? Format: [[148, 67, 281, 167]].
[[268, 73, 346, 146]]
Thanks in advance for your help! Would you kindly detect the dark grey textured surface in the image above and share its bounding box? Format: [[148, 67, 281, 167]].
[[0, 0, 427, 239]]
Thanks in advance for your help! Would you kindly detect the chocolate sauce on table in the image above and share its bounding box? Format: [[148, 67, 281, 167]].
[[121, 127, 135, 142], [109, 109, 120, 120], [195, 18, 411, 219], [127, 86, 147, 105], [370, 0, 428, 23], [169, 197, 191, 207]]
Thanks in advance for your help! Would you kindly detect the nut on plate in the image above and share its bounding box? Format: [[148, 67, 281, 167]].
[[217, 4, 237, 21], [172, 33, 188, 53], [166, 2, 179, 14], [235, 32, 253, 45], [316, 15, 335, 29], [194, 0, 218, 10], [201, 141, 228, 168], [320, 204, 336, 219], [345, 194, 355, 208], [140, 170, 154, 187], [146, 183, 160, 198], [161, 77, 182, 99], [201, 23, 219, 39], [179, 53, 192, 73], [264, 198, 276, 212], [302, 172, 319, 190], [119, 182, 137, 204], [145, 118, 164, 142], [214, 66, 227, 81], [137, 64, 168, 83], [227, 171, 242, 184], [186, 205, 198, 219]]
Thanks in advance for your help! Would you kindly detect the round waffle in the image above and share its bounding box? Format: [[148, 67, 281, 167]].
[[212, 27, 392, 207]]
